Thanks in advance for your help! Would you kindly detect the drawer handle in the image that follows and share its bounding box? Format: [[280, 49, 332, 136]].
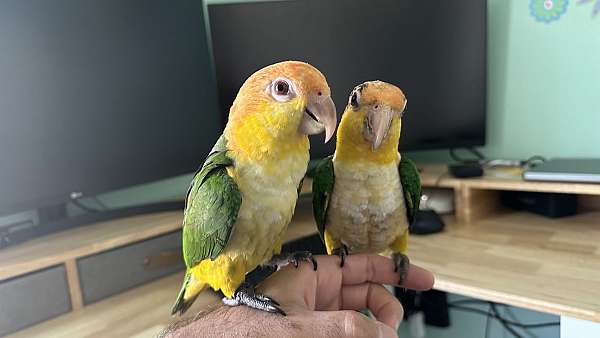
[[143, 248, 183, 270]]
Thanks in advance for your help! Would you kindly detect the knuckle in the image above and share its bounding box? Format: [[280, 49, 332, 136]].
[[343, 311, 367, 337]]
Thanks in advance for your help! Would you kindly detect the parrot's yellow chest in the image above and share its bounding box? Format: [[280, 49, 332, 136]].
[[228, 151, 307, 262], [327, 156, 408, 254], [191, 147, 308, 298]]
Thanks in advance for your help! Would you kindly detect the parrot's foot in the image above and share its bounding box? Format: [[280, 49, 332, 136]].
[[392, 253, 410, 285], [222, 283, 285, 316], [332, 244, 349, 267], [264, 251, 318, 271]]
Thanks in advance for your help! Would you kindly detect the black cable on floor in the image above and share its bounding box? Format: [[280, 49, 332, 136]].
[[484, 302, 492, 338], [490, 303, 526, 338], [448, 304, 560, 329]]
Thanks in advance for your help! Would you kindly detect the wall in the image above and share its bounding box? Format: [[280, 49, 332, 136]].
[[409, 0, 600, 163]]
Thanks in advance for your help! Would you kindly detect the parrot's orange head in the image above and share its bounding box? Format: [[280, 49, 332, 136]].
[[226, 61, 337, 157], [336, 81, 407, 164]]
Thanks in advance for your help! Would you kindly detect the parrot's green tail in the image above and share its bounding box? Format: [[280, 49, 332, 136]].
[[171, 272, 201, 316]]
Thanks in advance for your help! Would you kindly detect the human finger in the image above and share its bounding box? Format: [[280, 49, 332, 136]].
[[340, 283, 403, 330], [341, 254, 434, 290]]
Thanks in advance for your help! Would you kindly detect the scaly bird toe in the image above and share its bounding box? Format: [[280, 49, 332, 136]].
[[264, 251, 318, 271], [222, 283, 286, 316], [392, 252, 410, 285], [289, 251, 318, 270]]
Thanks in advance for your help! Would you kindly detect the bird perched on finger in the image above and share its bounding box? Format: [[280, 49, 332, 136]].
[[172, 61, 337, 316], [312, 80, 421, 284]]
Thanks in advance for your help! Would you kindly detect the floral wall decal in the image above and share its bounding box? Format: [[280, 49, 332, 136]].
[[530, 0, 569, 22]]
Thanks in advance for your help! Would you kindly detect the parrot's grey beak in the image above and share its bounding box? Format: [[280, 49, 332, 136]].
[[298, 94, 337, 143], [364, 104, 395, 151]]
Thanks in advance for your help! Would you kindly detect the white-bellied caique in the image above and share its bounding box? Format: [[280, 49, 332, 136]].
[[171, 61, 337, 316], [312, 81, 421, 284]]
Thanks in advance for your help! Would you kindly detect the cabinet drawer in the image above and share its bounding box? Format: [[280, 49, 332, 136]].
[[77, 231, 184, 304], [0, 265, 71, 337]]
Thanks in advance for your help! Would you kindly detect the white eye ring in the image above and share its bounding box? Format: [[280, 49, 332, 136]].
[[269, 77, 296, 102]]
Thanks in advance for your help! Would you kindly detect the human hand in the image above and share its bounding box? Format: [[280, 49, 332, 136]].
[[163, 254, 434, 338], [258, 253, 434, 337]]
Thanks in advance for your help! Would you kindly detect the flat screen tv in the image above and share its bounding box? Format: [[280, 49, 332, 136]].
[[0, 0, 221, 217], [208, 0, 487, 158]]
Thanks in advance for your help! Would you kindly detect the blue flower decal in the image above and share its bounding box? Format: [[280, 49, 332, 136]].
[[578, 0, 600, 17], [530, 0, 569, 23]]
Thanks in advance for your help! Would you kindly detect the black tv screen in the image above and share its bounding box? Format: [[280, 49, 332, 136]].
[[209, 0, 486, 157], [0, 0, 221, 215]]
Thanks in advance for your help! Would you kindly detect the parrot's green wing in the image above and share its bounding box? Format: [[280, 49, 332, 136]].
[[399, 156, 421, 226], [297, 177, 305, 197], [182, 135, 241, 268], [312, 155, 334, 241]]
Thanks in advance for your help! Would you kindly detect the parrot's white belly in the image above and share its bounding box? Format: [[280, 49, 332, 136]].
[[225, 151, 308, 269], [328, 157, 408, 253]]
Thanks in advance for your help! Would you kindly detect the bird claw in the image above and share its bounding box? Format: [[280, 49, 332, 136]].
[[289, 251, 318, 270], [223, 283, 286, 316], [393, 253, 410, 285], [264, 251, 318, 271], [255, 292, 280, 306], [332, 244, 349, 267]]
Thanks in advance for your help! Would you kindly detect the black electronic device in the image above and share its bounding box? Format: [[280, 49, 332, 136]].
[[411, 209, 445, 235], [0, 0, 220, 218], [395, 290, 451, 328], [208, 0, 487, 158], [448, 162, 484, 178], [421, 290, 451, 327], [500, 191, 578, 218]]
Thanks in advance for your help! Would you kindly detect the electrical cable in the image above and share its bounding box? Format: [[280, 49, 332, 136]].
[[484, 302, 492, 338], [448, 304, 560, 329], [71, 198, 101, 213], [523, 155, 547, 169], [91, 196, 109, 210], [449, 147, 547, 172], [490, 303, 526, 338], [503, 305, 536, 338]]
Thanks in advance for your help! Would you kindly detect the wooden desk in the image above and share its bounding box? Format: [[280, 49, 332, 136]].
[[8, 205, 600, 338], [412, 212, 600, 322], [4, 165, 600, 337]]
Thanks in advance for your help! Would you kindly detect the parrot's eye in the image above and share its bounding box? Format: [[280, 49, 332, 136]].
[[276, 81, 289, 95], [269, 77, 295, 102], [349, 91, 360, 110]]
